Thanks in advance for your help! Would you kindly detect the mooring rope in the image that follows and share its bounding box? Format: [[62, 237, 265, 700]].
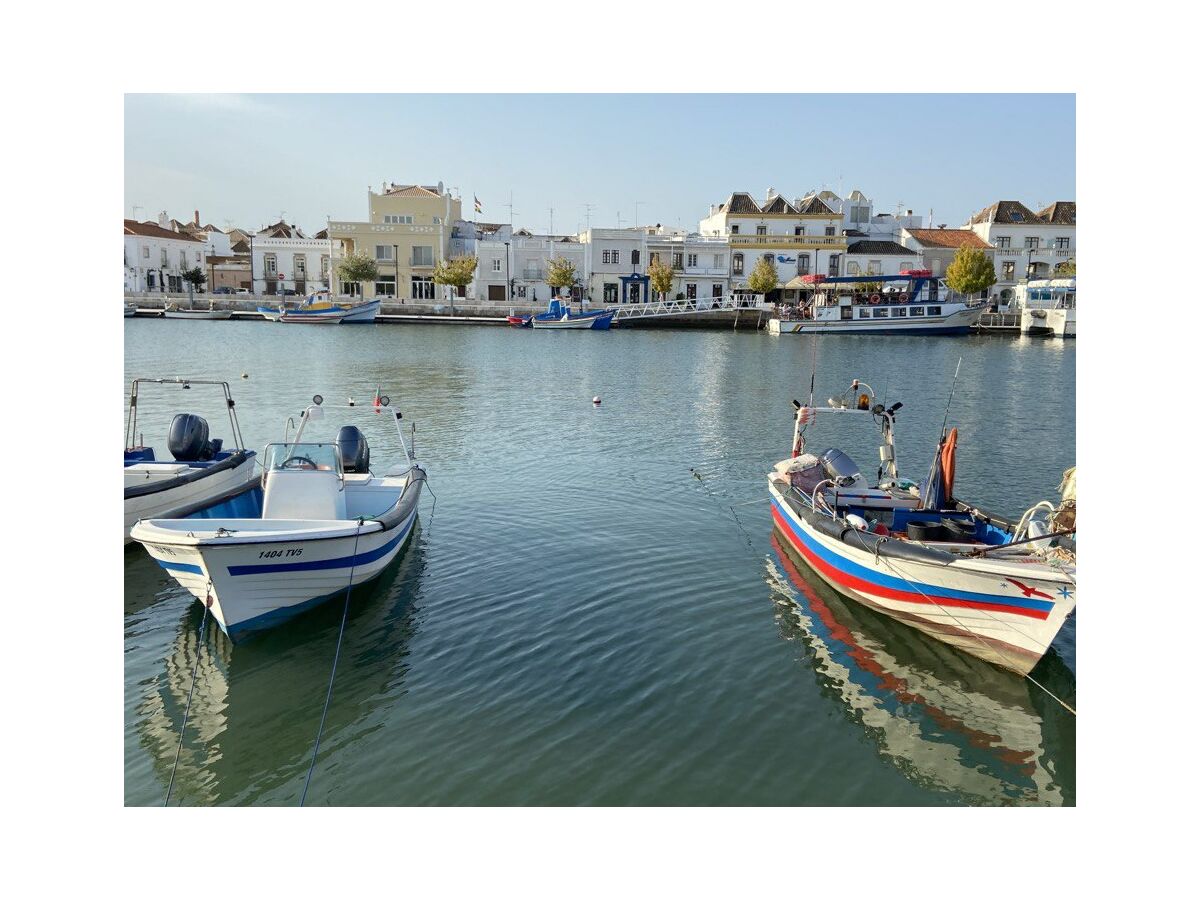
[[164, 590, 212, 806], [299, 518, 364, 807], [689, 468, 762, 557]]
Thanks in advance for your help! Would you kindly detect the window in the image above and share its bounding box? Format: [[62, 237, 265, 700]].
[[730, 225, 739, 234], [517, 285, 528, 299], [321, 256, 330, 279], [794, 226, 805, 236], [602, 250, 611, 265], [411, 276, 434, 300], [797, 254, 810, 275], [603, 283, 618, 303], [375, 276, 396, 297], [1025, 237, 1040, 250], [195, 251, 201, 262], [611, 250, 620, 265], [868, 261, 881, 275], [858, 308, 870, 319], [910, 306, 925, 317], [714, 254, 724, 268], [295, 255, 307, 278], [432, 217, 441, 225], [179, 250, 186, 268], [1055, 237, 1070, 249], [712, 284, 722, 298], [841, 306, 854, 320], [143, 246, 149, 258], [376, 245, 394, 261], [927, 306, 942, 316], [492, 258, 502, 272], [160, 248, 168, 266], [383, 215, 413, 225], [825, 226, 836, 236], [873, 308, 889, 318], [995, 236, 1011, 248], [686, 283, 697, 299], [850, 206, 869, 225], [828, 254, 840, 276], [687, 253, 698, 267], [764, 254, 775, 265], [1002, 261, 1015, 281], [631, 249, 640, 265], [732, 253, 744, 275], [264, 254, 277, 276], [891, 307, 907, 317], [672, 253, 683, 269], [412, 246, 434, 266], [847, 261, 860, 275], [756, 225, 767, 235]]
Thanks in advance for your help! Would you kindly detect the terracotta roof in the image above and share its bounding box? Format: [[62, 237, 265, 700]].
[[230, 239, 251, 254], [313, 228, 329, 239], [968, 200, 1040, 226], [124, 219, 204, 242], [1037, 201, 1075, 225], [721, 192, 762, 214], [257, 221, 306, 239], [795, 195, 835, 216], [847, 240, 914, 255], [905, 228, 992, 249], [761, 195, 799, 215], [206, 255, 250, 265], [384, 183, 442, 197]]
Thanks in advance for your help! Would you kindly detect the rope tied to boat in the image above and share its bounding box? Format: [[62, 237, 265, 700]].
[[299, 517, 365, 807], [164, 586, 213, 806]]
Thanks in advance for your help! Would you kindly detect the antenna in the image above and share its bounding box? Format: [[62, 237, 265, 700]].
[[503, 191, 515, 227], [634, 200, 645, 228], [583, 203, 595, 230], [131, 204, 143, 219], [616, 210, 623, 229]]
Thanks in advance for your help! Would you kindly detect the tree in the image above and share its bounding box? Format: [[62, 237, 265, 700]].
[[747, 256, 779, 296], [432, 254, 479, 301], [945, 245, 996, 298], [546, 257, 578, 299], [181, 267, 207, 290], [648, 256, 674, 301], [1055, 260, 1076, 277], [336, 250, 378, 297]]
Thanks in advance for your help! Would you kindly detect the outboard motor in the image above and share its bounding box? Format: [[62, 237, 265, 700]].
[[335, 425, 370, 474], [168, 413, 213, 461], [818, 448, 862, 487]]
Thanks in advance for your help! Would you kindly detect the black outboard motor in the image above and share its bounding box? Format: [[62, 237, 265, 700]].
[[819, 448, 862, 486], [168, 413, 213, 461], [335, 425, 370, 474]]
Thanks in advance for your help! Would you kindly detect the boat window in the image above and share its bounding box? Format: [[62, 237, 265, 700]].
[[927, 305, 941, 316], [873, 308, 888, 318], [263, 442, 342, 474], [858, 308, 870, 318], [891, 307, 906, 317], [910, 306, 925, 316]]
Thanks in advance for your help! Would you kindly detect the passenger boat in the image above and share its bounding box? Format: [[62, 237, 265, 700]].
[[163, 302, 233, 320], [766, 377, 1076, 675], [1018, 277, 1076, 338], [124, 378, 259, 544], [767, 272, 983, 335], [261, 291, 381, 324], [131, 392, 426, 640]]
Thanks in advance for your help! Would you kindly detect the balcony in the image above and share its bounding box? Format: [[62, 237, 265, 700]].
[[728, 234, 845, 249]]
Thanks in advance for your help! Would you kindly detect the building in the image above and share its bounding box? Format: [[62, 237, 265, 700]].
[[329, 182, 462, 300], [251, 221, 331, 295], [507, 231, 587, 303], [124, 218, 208, 293], [843, 240, 921, 278], [644, 226, 729, 302], [452, 222, 512, 302], [698, 189, 847, 301], [899, 228, 995, 280], [965, 200, 1076, 305], [579, 228, 649, 304]]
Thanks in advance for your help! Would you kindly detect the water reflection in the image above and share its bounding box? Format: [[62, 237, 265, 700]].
[[767, 532, 1074, 805], [134, 527, 427, 805]]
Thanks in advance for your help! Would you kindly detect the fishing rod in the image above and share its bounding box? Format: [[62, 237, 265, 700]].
[[939, 356, 963, 442]]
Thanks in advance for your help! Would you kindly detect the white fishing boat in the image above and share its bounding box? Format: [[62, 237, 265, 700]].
[[131, 393, 426, 640], [163, 301, 232, 320], [768, 272, 983, 335], [1017, 277, 1076, 338], [766, 377, 1076, 676], [530, 310, 614, 330], [124, 303, 137, 318], [261, 291, 381, 324], [124, 378, 259, 544]]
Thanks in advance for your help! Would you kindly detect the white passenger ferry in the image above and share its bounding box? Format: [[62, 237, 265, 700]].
[[1016, 277, 1076, 338], [767, 272, 984, 336]]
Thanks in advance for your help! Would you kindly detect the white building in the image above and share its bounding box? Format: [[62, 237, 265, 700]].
[[578, 228, 650, 304], [510, 230, 587, 303], [843, 240, 921, 278], [644, 226, 729, 302], [898, 228, 995, 280], [965, 200, 1076, 306], [251, 222, 331, 295], [452, 221, 513, 302], [124, 218, 208, 293]]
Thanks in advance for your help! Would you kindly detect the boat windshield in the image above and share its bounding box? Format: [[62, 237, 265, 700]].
[[262, 442, 342, 474]]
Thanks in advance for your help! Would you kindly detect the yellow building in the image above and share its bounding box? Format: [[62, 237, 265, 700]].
[[329, 182, 462, 300]]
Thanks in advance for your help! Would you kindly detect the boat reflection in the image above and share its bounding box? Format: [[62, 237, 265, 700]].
[[135, 526, 427, 805], [767, 530, 1074, 805]]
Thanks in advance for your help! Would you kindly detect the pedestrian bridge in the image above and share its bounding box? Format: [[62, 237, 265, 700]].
[[605, 295, 766, 322]]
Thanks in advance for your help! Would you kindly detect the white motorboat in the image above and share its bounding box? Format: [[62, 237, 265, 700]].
[[131, 393, 426, 640], [767, 377, 1076, 676], [163, 302, 232, 320], [124, 378, 259, 544], [261, 292, 381, 324], [124, 303, 137, 318], [1018, 277, 1076, 338]]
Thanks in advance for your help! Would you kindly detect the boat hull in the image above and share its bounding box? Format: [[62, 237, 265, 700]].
[[768, 484, 1075, 675], [133, 472, 424, 639], [1021, 307, 1075, 338], [124, 452, 260, 544], [163, 309, 233, 320], [768, 305, 982, 335], [531, 312, 614, 330]]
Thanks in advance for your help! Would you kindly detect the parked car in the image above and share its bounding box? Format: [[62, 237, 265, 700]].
[[212, 286, 234, 295], [235, 288, 252, 295], [279, 288, 298, 296]]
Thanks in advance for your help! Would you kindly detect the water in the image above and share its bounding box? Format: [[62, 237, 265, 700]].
[[124, 319, 1075, 806]]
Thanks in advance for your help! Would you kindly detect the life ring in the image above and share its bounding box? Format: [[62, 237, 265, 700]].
[[869, 294, 881, 305], [897, 292, 910, 303]]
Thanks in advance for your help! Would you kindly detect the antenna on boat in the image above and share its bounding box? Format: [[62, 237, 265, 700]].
[[807, 336, 818, 408], [939, 356, 963, 441]]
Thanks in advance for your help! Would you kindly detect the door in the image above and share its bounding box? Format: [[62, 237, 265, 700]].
[[488, 285, 506, 302], [629, 283, 641, 303]]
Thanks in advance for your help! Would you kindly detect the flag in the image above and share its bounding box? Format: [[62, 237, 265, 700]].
[[373, 385, 382, 414], [474, 195, 482, 214]]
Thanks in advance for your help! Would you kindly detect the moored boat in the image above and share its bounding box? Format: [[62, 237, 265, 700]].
[[263, 291, 381, 324], [529, 300, 615, 330], [766, 377, 1076, 676], [131, 392, 426, 640], [1017, 277, 1076, 338], [124, 303, 137, 318], [124, 378, 259, 544], [768, 272, 983, 335], [163, 301, 233, 320]]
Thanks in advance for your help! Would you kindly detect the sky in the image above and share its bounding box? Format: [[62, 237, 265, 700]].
[[125, 94, 1075, 236]]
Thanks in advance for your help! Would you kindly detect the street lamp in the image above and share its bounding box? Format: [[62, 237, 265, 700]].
[[393, 244, 399, 302]]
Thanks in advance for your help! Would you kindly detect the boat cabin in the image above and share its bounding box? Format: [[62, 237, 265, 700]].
[[781, 272, 972, 323], [1016, 278, 1075, 310]]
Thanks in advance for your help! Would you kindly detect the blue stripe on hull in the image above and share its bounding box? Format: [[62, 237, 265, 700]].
[[157, 560, 203, 575], [226, 521, 411, 576]]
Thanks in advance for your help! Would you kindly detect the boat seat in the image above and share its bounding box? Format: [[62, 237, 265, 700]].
[[262, 469, 347, 520]]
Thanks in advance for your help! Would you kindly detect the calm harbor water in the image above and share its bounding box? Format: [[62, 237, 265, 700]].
[[124, 318, 1075, 806]]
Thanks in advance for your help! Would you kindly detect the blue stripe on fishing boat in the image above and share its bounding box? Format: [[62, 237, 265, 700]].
[[157, 560, 203, 575], [225, 516, 414, 576], [771, 498, 1054, 614]]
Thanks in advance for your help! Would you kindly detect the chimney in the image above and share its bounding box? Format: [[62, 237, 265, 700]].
[[194, 209, 200, 226], [158, 210, 169, 228], [906, 209, 912, 216], [766, 187, 778, 202]]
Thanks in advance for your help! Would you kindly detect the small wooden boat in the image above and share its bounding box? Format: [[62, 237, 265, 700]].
[[163, 302, 232, 320], [131, 393, 426, 640], [530, 305, 614, 330], [266, 291, 381, 324], [506, 315, 531, 327], [767, 377, 1076, 676], [124, 378, 259, 544]]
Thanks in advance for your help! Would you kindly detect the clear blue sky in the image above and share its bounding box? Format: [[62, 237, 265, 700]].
[[125, 94, 1075, 236]]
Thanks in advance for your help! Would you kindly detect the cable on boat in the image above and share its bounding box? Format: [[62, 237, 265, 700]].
[[690, 468, 760, 558], [299, 519, 364, 807], [164, 590, 213, 806]]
